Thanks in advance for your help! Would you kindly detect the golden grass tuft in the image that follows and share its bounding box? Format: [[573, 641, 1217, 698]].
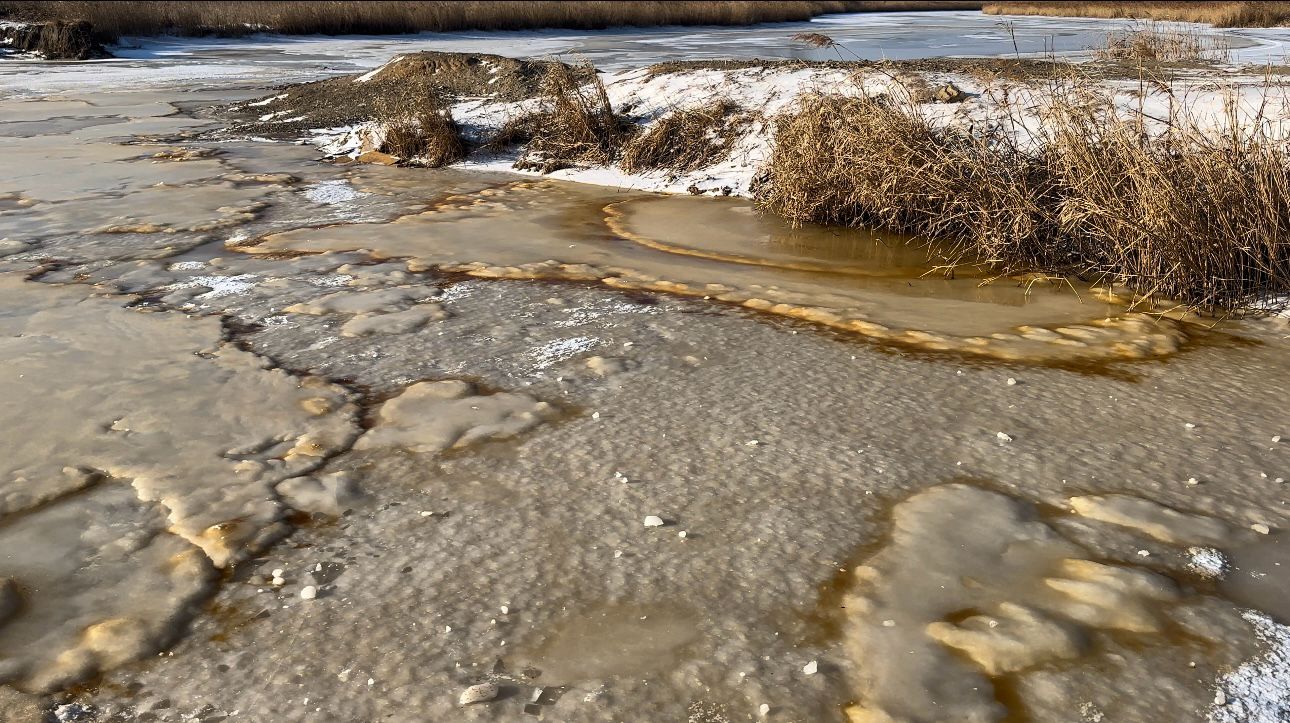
[[791, 31, 839, 48], [620, 100, 751, 174], [1093, 22, 1230, 63], [513, 62, 634, 172], [757, 87, 1290, 311], [373, 87, 464, 167]]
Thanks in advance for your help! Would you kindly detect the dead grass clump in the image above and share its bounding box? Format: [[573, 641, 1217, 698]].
[[1094, 22, 1230, 63], [756, 94, 1055, 268], [1044, 98, 1290, 308], [620, 100, 750, 173], [480, 112, 543, 153], [0, 19, 105, 58], [516, 62, 634, 172], [373, 88, 464, 167], [792, 32, 840, 49], [757, 89, 1290, 310], [380, 112, 465, 166]]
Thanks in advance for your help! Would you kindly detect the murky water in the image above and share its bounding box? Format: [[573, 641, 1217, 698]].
[[2, 14, 1290, 723]]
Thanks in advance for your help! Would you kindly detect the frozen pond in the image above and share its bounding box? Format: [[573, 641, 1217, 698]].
[[3, 9, 1290, 98], [2, 9, 1290, 723]]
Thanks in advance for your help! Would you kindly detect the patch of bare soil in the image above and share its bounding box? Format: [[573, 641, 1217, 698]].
[[219, 51, 588, 138]]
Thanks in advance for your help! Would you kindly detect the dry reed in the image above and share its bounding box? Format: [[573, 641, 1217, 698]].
[[0, 17, 103, 58], [757, 85, 1290, 311], [373, 87, 465, 167], [1093, 22, 1231, 62], [983, 1, 1290, 28], [514, 62, 633, 172], [0, 1, 982, 40], [620, 100, 750, 173]]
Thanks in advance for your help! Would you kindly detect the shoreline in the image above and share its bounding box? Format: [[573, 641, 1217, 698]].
[[215, 51, 1290, 314]]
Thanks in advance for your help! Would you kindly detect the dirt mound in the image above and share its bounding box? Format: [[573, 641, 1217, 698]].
[[0, 20, 109, 60], [221, 51, 585, 138]]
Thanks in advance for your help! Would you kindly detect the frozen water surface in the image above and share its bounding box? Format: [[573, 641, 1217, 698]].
[[1, 9, 1289, 723]]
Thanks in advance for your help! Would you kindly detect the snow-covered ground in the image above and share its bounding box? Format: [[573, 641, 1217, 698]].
[[296, 54, 1290, 200]]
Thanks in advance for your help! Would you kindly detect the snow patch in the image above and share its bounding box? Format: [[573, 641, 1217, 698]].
[[528, 336, 600, 369], [355, 55, 402, 83], [168, 274, 259, 299], [1187, 547, 1230, 579], [303, 180, 366, 206], [1209, 610, 1290, 723], [247, 94, 286, 107]]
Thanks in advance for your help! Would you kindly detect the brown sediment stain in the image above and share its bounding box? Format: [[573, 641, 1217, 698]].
[[605, 200, 916, 278], [438, 257, 1202, 371], [234, 180, 1259, 373], [825, 480, 1265, 722]]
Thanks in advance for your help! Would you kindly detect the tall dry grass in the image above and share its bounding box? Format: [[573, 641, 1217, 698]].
[[620, 100, 750, 173], [512, 62, 634, 172], [756, 84, 1290, 311], [0, 17, 103, 58], [1093, 22, 1231, 62], [0, 1, 982, 40], [983, 1, 1290, 28], [371, 85, 465, 166]]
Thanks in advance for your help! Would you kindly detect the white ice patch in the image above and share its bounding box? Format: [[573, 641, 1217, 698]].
[[168, 274, 259, 299], [167, 261, 207, 271], [553, 298, 661, 328], [1188, 547, 1230, 580], [309, 273, 355, 288], [303, 180, 366, 206], [354, 55, 403, 84], [247, 94, 286, 107], [435, 283, 478, 303], [1210, 610, 1290, 723], [528, 336, 600, 370]]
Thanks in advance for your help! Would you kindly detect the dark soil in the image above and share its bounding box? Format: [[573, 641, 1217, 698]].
[[218, 51, 588, 139]]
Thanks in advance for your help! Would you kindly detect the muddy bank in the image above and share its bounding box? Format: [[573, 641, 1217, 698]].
[[220, 51, 581, 138]]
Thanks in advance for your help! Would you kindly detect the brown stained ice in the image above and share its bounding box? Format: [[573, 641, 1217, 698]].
[[0, 276, 362, 567], [1, 82, 1288, 722], [354, 380, 558, 455], [841, 484, 1266, 723], [253, 179, 1195, 365]]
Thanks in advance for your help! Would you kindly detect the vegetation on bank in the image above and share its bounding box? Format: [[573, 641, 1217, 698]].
[[0, 1, 982, 40], [755, 86, 1290, 312], [227, 43, 1289, 312], [0, 18, 105, 59], [983, 1, 1290, 28], [1092, 22, 1230, 63]]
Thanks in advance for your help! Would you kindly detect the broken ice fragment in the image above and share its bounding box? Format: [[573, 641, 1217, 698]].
[[459, 681, 499, 705]]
